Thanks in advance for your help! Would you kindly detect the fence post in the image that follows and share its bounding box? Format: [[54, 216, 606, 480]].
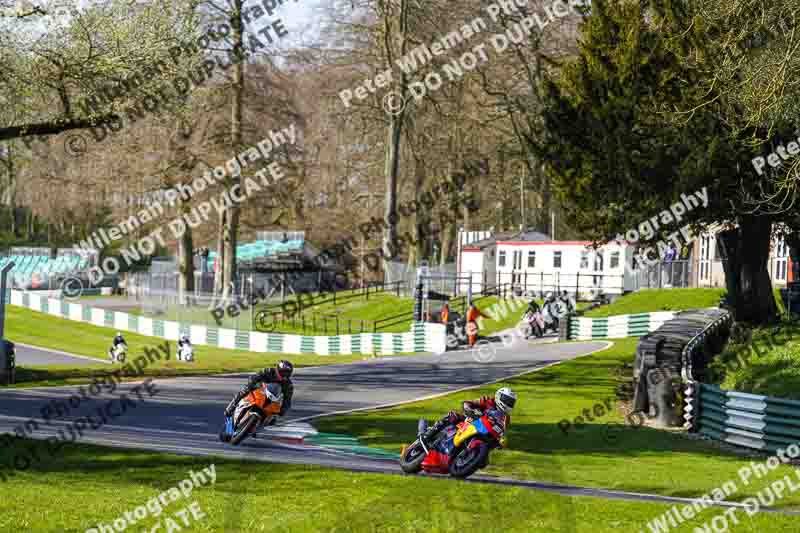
[[575, 273, 580, 299]]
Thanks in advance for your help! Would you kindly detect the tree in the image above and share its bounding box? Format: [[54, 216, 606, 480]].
[[538, 0, 786, 324]]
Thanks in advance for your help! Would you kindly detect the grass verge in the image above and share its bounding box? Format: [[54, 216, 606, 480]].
[[0, 437, 796, 532], [582, 288, 726, 317], [710, 318, 800, 399]]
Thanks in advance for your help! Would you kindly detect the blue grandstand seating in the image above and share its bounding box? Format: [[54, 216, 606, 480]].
[[205, 238, 304, 270]]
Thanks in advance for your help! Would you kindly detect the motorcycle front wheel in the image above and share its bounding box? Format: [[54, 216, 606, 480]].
[[230, 413, 260, 445], [449, 440, 490, 478], [399, 441, 427, 474]]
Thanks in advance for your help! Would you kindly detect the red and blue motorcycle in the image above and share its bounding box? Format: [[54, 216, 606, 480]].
[[399, 408, 508, 479]]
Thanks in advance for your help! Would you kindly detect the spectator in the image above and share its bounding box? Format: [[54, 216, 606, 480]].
[[465, 303, 489, 347], [663, 242, 677, 287], [559, 290, 576, 314]]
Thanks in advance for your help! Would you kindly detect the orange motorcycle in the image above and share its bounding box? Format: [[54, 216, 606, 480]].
[[220, 382, 283, 445]]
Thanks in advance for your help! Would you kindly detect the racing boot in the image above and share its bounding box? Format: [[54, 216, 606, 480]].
[[224, 386, 252, 417]]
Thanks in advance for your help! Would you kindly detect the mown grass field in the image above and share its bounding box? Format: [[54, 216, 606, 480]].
[[316, 338, 800, 510], [0, 437, 796, 532]]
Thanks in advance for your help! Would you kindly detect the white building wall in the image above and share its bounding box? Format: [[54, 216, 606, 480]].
[[460, 250, 485, 292], [494, 241, 631, 296]]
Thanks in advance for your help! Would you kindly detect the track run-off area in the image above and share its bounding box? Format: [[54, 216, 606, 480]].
[[4, 336, 799, 516]]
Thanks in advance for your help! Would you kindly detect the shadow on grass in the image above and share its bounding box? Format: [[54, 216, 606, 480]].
[[0, 436, 311, 488]]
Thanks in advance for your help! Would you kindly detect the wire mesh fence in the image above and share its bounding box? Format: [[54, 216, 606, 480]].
[[385, 260, 461, 297]]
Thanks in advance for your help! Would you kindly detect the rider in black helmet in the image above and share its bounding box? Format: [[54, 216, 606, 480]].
[[224, 360, 294, 420]]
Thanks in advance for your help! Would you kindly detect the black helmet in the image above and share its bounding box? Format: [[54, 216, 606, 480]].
[[276, 360, 294, 379]]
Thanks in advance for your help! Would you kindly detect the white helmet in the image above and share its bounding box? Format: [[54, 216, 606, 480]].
[[495, 387, 517, 414], [116, 332, 122, 337]]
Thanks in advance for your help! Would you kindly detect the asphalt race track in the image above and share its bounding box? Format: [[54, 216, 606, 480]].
[[15, 342, 111, 366], [3, 337, 798, 515]]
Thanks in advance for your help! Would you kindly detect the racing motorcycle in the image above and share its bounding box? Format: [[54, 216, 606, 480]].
[[521, 310, 544, 338], [399, 407, 508, 479], [219, 382, 283, 446], [177, 343, 194, 362], [108, 344, 127, 363], [541, 300, 565, 333]]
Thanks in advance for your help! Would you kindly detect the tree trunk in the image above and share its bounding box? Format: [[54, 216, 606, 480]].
[[214, 209, 226, 297], [381, 0, 409, 276], [178, 195, 195, 305], [6, 153, 16, 237], [220, 0, 245, 301], [408, 153, 426, 267], [717, 217, 778, 325]]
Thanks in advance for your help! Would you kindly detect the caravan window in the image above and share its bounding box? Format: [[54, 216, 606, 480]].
[[580, 251, 589, 269]]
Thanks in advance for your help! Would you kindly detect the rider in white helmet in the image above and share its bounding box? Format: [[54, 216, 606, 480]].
[[420, 387, 517, 445], [111, 332, 126, 351], [178, 333, 191, 348]]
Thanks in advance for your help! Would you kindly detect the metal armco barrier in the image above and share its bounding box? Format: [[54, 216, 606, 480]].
[[685, 382, 800, 452]]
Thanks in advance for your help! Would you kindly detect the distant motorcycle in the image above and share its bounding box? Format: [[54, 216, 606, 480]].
[[542, 300, 567, 333], [521, 310, 544, 338], [177, 343, 194, 362], [108, 344, 127, 363], [219, 382, 283, 446]]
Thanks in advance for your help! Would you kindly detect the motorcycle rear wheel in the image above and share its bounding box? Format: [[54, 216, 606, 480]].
[[230, 413, 260, 445], [449, 440, 490, 478], [399, 441, 427, 474]]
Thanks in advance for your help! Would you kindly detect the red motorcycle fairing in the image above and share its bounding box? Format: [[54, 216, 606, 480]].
[[419, 425, 459, 474], [420, 450, 450, 473]]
